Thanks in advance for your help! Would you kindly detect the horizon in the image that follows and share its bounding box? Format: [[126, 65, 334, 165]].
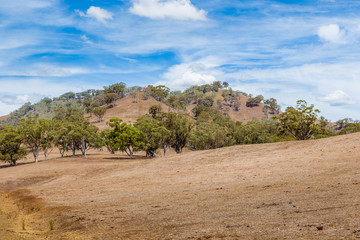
[[1, 0, 360, 121]]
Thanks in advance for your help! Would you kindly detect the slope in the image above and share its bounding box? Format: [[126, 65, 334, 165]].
[[0, 133, 359, 239]]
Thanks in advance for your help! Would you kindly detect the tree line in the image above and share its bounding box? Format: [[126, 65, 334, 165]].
[[0, 98, 346, 167]]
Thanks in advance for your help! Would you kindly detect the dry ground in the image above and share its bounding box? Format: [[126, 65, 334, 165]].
[[1, 133, 360, 239]]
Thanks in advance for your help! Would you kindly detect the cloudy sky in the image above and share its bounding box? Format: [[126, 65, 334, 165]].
[[1, 0, 360, 121]]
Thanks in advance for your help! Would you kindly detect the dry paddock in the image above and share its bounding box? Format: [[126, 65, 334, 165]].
[[1, 133, 360, 239]]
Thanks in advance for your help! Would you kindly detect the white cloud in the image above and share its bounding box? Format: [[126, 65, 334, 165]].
[[157, 62, 218, 89], [78, 6, 113, 23], [129, 0, 207, 21], [0, 94, 31, 105], [317, 24, 346, 44], [4, 65, 91, 77], [318, 90, 355, 106]]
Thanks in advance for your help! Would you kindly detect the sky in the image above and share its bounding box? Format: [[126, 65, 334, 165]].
[[1, 0, 360, 121]]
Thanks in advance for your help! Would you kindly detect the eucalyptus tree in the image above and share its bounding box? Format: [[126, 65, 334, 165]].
[[0, 125, 28, 166]]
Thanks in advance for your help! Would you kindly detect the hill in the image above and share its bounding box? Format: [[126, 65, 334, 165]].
[[88, 92, 267, 130], [1, 133, 359, 239], [0, 82, 272, 128]]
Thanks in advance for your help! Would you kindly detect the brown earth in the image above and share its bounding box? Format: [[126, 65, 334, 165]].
[[88, 96, 171, 130], [1, 133, 360, 239], [0, 114, 9, 121]]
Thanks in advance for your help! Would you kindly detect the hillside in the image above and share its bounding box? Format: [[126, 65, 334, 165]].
[[89, 91, 267, 131], [0, 82, 271, 128], [87, 96, 171, 130], [1, 133, 359, 239]]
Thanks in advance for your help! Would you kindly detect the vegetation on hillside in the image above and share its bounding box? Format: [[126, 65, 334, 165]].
[[1, 81, 359, 166]]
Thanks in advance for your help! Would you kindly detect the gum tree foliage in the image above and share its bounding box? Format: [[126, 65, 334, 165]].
[[93, 106, 107, 122], [18, 116, 51, 163], [0, 126, 28, 166], [160, 112, 193, 153], [263, 98, 281, 116], [222, 88, 240, 111], [104, 82, 126, 98], [197, 93, 215, 107], [246, 95, 264, 107], [234, 120, 280, 144], [211, 81, 223, 92], [188, 107, 236, 150], [149, 85, 170, 101], [104, 92, 120, 104], [101, 118, 141, 157], [188, 121, 231, 150], [53, 107, 101, 158], [274, 100, 320, 140], [149, 104, 162, 118], [134, 115, 170, 158]]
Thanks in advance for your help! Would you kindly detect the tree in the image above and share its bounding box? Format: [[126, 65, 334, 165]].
[[162, 113, 193, 153], [211, 81, 223, 92], [198, 94, 214, 107], [39, 119, 54, 161], [149, 85, 170, 101], [274, 100, 320, 140], [263, 98, 280, 116], [0, 126, 28, 166], [104, 82, 126, 98], [52, 120, 71, 157], [18, 116, 49, 163], [53, 107, 100, 158], [149, 104, 162, 118], [105, 92, 120, 104], [135, 116, 170, 158], [102, 118, 141, 157], [223, 82, 229, 89], [93, 106, 107, 122], [246, 95, 264, 107], [188, 122, 230, 150]]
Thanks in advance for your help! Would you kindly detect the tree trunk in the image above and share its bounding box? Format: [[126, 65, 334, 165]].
[[10, 156, 17, 166], [33, 148, 39, 163], [44, 148, 48, 161]]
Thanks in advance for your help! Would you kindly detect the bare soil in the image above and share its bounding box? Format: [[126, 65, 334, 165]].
[[1, 133, 360, 239]]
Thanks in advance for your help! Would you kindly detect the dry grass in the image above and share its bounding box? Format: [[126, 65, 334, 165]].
[[0, 133, 360, 239]]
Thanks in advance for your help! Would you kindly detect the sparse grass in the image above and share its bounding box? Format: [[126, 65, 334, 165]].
[[49, 219, 54, 231]]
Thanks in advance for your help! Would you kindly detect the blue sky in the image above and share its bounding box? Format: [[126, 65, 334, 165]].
[[1, 0, 360, 121]]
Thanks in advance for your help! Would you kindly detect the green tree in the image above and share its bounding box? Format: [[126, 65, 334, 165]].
[[274, 100, 320, 140], [135, 116, 170, 157], [263, 98, 280, 116], [0, 126, 28, 166], [211, 81, 223, 92], [149, 104, 162, 118], [52, 120, 71, 157], [18, 116, 49, 163], [162, 113, 193, 153], [93, 106, 107, 122], [104, 82, 126, 98], [53, 107, 100, 158], [102, 118, 141, 157], [149, 85, 170, 101], [246, 95, 264, 107], [188, 122, 230, 150], [105, 92, 120, 104], [234, 120, 279, 144]]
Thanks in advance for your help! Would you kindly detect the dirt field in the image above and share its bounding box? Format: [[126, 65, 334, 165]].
[[1, 133, 360, 239]]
